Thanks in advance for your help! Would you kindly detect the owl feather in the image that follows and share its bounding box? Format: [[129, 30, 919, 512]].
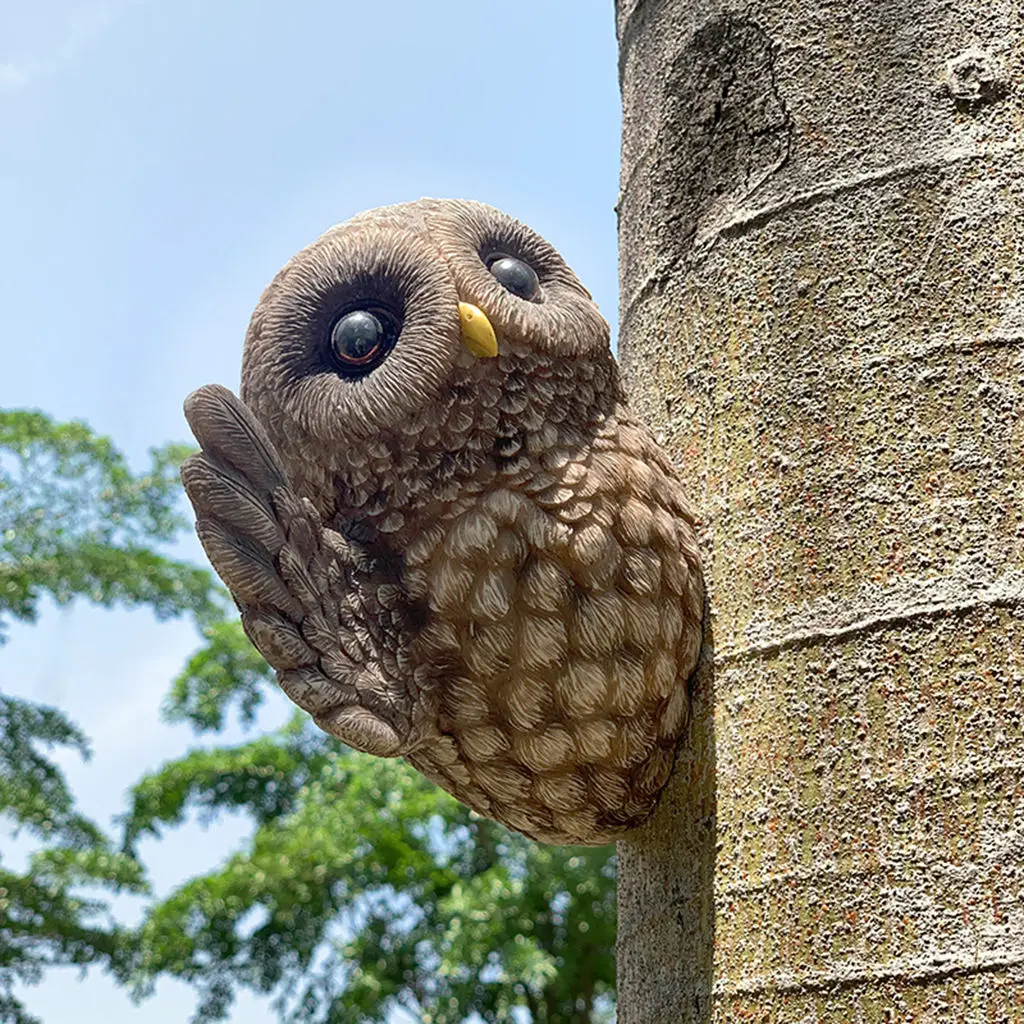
[[182, 385, 417, 757]]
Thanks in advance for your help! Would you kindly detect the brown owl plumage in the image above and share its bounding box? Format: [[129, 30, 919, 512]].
[[181, 199, 703, 845]]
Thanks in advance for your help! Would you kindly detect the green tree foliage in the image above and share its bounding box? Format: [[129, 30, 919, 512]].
[[0, 411, 217, 637], [0, 410, 221, 1024], [0, 408, 617, 1023], [126, 630, 617, 1024]]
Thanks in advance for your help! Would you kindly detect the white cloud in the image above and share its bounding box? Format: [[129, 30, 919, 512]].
[[0, 4, 117, 95]]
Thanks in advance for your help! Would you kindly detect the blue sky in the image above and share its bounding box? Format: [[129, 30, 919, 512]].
[[1, 2, 620, 1021]]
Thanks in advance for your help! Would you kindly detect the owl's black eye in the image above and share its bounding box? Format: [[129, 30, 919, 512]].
[[329, 309, 399, 374], [487, 255, 540, 301]]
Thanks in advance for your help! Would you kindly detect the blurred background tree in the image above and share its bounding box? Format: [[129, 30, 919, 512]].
[[0, 408, 617, 1024], [123, 622, 616, 1024], [0, 409, 220, 1024]]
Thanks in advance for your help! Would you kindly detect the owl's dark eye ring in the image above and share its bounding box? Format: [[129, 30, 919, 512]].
[[328, 307, 400, 375], [485, 254, 540, 302]]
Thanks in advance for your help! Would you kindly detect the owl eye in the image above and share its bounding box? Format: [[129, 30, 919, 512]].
[[487, 255, 540, 301], [329, 308, 399, 374]]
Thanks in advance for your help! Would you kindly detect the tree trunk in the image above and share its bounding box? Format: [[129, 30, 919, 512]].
[[614, 1, 1024, 1021]]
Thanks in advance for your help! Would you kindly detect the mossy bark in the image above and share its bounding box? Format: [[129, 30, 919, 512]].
[[614, 1, 1024, 1020]]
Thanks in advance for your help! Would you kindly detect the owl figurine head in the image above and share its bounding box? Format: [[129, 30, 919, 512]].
[[182, 199, 704, 846]]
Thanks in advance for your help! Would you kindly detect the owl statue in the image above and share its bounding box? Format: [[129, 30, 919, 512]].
[[181, 199, 703, 846]]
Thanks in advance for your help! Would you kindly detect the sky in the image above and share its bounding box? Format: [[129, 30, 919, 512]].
[[0, 2, 621, 1021]]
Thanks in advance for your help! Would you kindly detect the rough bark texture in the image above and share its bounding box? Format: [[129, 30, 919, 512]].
[[615, 1, 1024, 1020]]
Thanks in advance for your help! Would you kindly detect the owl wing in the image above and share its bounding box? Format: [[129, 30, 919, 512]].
[[180, 384, 413, 757]]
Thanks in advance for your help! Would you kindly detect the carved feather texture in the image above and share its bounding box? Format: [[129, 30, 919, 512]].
[[182, 199, 704, 845], [183, 386, 413, 757]]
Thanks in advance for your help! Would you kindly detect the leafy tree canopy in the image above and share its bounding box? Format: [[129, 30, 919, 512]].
[[0, 410, 222, 1024], [126, 621, 617, 1024], [0, 410, 219, 638], [0, 408, 617, 1024]]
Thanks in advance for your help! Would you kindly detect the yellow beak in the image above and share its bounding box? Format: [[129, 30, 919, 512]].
[[458, 302, 498, 358]]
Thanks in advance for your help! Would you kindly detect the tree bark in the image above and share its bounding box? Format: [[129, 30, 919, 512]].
[[614, 1, 1024, 1021]]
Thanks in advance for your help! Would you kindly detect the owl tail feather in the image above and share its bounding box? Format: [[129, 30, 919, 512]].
[[181, 384, 412, 758]]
